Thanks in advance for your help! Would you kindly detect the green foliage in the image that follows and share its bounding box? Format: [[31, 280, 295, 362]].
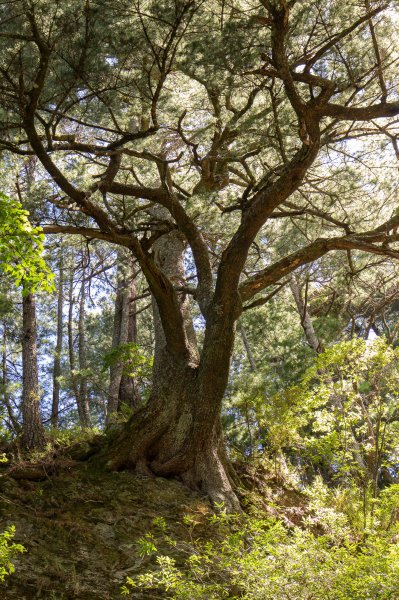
[[136, 533, 158, 558], [0, 193, 54, 294], [0, 526, 25, 582], [46, 425, 100, 447], [121, 503, 399, 600], [263, 338, 399, 484], [102, 342, 153, 380]]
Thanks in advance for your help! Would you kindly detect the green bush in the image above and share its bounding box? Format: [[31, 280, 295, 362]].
[[122, 503, 399, 600], [0, 526, 25, 582]]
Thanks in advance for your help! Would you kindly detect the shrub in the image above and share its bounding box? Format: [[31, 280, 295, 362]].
[[0, 526, 25, 582], [122, 506, 399, 600]]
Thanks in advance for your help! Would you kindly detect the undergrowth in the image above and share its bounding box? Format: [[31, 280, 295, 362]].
[[122, 479, 399, 600], [0, 527, 25, 583]]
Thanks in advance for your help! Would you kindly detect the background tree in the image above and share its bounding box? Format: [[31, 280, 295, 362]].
[[51, 248, 63, 428], [21, 292, 45, 450]]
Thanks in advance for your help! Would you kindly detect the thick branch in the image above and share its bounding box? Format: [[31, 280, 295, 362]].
[[240, 234, 399, 302], [42, 225, 132, 246], [109, 181, 213, 313], [321, 102, 399, 121]]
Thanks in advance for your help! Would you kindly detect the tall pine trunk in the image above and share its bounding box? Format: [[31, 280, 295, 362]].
[[21, 293, 45, 450], [51, 253, 63, 428], [119, 262, 141, 411], [67, 263, 80, 414], [1, 321, 20, 433], [68, 260, 90, 428], [106, 254, 131, 424], [77, 269, 91, 427]]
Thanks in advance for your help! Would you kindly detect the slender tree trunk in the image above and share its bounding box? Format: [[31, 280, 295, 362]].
[[51, 254, 63, 428], [289, 274, 322, 353], [107, 256, 130, 424], [239, 323, 256, 371], [1, 321, 20, 433], [238, 323, 255, 454], [119, 263, 142, 410], [21, 293, 45, 450], [67, 264, 80, 413], [68, 261, 90, 428], [107, 226, 240, 510], [78, 271, 91, 427]]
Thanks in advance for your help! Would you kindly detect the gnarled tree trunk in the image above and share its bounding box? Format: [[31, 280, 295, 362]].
[[107, 343, 239, 510], [107, 222, 240, 510]]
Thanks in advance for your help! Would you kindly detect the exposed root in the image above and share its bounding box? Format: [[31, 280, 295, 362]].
[[4, 458, 77, 481]]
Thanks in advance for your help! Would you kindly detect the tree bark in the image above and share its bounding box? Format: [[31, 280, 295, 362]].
[[21, 293, 45, 450], [119, 260, 142, 411], [107, 255, 131, 424], [289, 274, 323, 354], [51, 253, 63, 428], [107, 224, 240, 510], [77, 269, 91, 428], [67, 263, 80, 417], [239, 323, 256, 372], [1, 321, 20, 433]]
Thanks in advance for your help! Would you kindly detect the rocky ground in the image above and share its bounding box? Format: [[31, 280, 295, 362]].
[[0, 454, 306, 599], [0, 461, 212, 599]]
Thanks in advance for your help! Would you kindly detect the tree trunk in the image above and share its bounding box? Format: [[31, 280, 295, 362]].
[[289, 274, 323, 353], [21, 293, 45, 450], [119, 263, 141, 411], [239, 323, 256, 372], [107, 255, 130, 424], [1, 321, 20, 433], [51, 253, 63, 428], [107, 349, 239, 510], [107, 224, 240, 511], [77, 271, 91, 427], [67, 264, 80, 416], [68, 261, 90, 428]]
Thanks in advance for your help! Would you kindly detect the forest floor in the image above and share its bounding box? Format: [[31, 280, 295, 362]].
[[0, 451, 306, 599]]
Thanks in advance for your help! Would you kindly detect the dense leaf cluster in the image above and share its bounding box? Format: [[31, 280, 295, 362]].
[[0, 193, 53, 294]]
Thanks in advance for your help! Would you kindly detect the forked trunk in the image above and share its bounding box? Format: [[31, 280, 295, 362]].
[[106, 354, 239, 511], [107, 219, 240, 510]]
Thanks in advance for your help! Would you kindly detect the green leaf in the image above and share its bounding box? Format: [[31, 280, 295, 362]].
[[0, 193, 54, 294]]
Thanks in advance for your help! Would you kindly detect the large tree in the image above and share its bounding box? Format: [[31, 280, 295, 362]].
[[1, 0, 399, 506]]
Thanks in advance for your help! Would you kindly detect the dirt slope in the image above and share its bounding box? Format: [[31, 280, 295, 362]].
[[0, 463, 212, 599]]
